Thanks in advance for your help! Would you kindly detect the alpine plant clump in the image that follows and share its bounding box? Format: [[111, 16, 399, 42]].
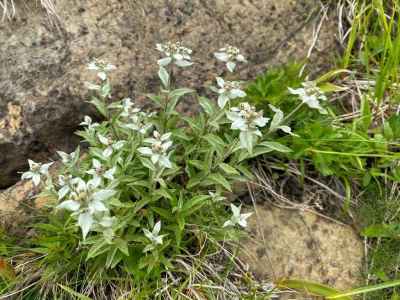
[[21, 41, 298, 280]]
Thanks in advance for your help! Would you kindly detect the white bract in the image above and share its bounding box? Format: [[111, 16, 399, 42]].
[[138, 131, 173, 168], [214, 45, 246, 72], [57, 149, 79, 165], [143, 221, 167, 252], [288, 81, 328, 114], [86, 158, 116, 186], [97, 134, 125, 158], [223, 204, 252, 228], [56, 177, 117, 239], [80, 115, 99, 131], [156, 41, 193, 68], [268, 104, 295, 135], [212, 77, 246, 108], [87, 59, 116, 81], [226, 102, 269, 152], [21, 160, 53, 186], [119, 98, 141, 118]]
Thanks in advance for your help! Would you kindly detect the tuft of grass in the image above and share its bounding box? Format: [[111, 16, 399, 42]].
[[0, 0, 58, 21]]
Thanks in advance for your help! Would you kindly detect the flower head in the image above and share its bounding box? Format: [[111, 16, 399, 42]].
[[86, 158, 116, 186], [143, 221, 167, 252], [223, 204, 252, 228], [212, 77, 246, 108], [56, 176, 117, 239], [80, 115, 99, 131], [21, 160, 53, 186], [288, 81, 327, 114], [226, 103, 268, 151], [57, 148, 79, 165], [156, 41, 193, 68], [87, 59, 116, 81], [138, 131, 173, 168], [97, 133, 125, 158], [214, 45, 246, 72]]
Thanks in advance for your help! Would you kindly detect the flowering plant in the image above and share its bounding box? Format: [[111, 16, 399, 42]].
[[21, 42, 295, 281]]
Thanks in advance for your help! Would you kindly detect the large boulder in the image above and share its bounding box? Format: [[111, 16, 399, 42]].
[[240, 205, 363, 296], [0, 0, 338, 188]]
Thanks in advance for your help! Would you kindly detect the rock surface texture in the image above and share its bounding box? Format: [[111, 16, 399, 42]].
[[240, 205, 364, 297], [0, 0, 337, 188]]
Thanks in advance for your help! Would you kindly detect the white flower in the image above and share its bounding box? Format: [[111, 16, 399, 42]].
[[226, 103, 269, 152], [214, 45, 246, 72], [57, 148, 79, 165], [21, 159, 53, 186], [86, 158, 116, 186], [97, 134, 126, 158], [288, 81, 327, 114], [138, 131, 173, 168], [119, 98, 141, 118], [156, 41, 193, 68], [268, 105, 296, 136], [56, 177, 117, 240], [80, 115, 99, 131], [212, 77, 246, 108], [87, 59, 116, 81], [143, 221, 167, 252], [223, 204, 252, 228]]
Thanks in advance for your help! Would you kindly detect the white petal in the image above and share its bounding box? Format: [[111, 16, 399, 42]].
[[103, 147, 113, 158], [85, 82, 101, 90], [161, 132, 172, 141], [137, 147, 153, 156], [288, 87, 303, 95], [58, 185, 70, 199], [28, 159, 38, 170], [214, 52, 229, 62], [223, 220, 234, 227], [230, 204, 241, 217], [239, 131, 254, 152], [175, 59, 193, 67], [253, 116, 269, 128], [97, 134, 109, 145], [104, 167, 116, 180], [158, 57, 172, 66], [226, 61, 236, 72], [159, 156, 172, 168], [143, 228, 153, 240], [78, 212, 94, 240], [32, 174, 41, 186], [21, 171, 34, 180], [89, 199, 108, 213], [151, 154, 160, 164], [216, 77, 225, 88], [97, 71, 107, 81], [93, 189, 116, 202], [57, 200, 80, 211], [153, 221, 161, 235], [40, 162, 54, 174], [230, 89, 246, 98], [236, 54, 246, 62], [218, 94, 229, 108], [93, 158, 101, 169]]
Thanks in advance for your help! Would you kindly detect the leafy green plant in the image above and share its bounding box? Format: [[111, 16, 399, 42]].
[[8, 43, 295, 298]]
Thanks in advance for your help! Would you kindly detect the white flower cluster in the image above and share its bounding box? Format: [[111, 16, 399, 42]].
[[212, 77, 246, 108], [118, 98, 153, 134], [214, 45, 246, 72], [138, 131, 173, 169], [289, 81, 327, 114], [226, 102, 269, 151], [87, 59, 116, 81], [223, 204, 252, 228], [143, 221, 167, 252], [97, 133, 125, 158], [21, 160, 53, 186], [156, 41, 193, 68], [56, 175, 116, 240]]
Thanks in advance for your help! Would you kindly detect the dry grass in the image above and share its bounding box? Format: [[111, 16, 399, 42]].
[[1, 0, 58, 21]]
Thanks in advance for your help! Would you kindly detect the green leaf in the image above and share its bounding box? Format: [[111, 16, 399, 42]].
[[198, 96, 216, 115], [86, 240, 109, 260], [166, 88, 194, 115], [203, 134, 225, 155], [208, 173, 232, 191], [361, 224, 400, 238], [158, 66, 170, 89], [259, 141, 292, 153], [326, 279, 400, 299], [90, 97, 108, 117], [114, 238, 129, 256], [277, 279, 351, 300], [58, 284, 93, 300], [218, 163, 240, 175]]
